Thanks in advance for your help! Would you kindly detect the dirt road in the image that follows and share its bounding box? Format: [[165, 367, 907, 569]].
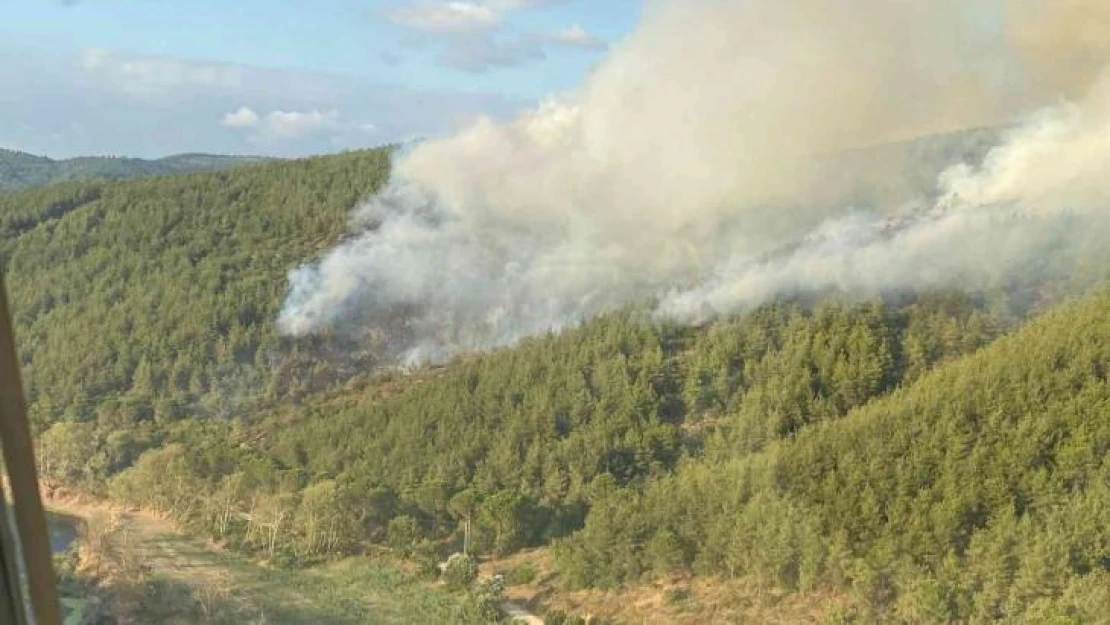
[[49, 499, 320, 622], [49, 496, 538, 624]]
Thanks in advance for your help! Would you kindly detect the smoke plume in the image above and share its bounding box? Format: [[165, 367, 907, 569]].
[[279, 0, 1110, 362]]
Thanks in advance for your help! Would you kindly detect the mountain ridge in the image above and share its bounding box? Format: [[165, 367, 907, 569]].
[[0, 147, 273, 191]]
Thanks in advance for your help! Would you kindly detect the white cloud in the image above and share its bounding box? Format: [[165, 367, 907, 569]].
[[386, 0, 565, 33], [263, 109, 339, 138], [220, 106, 260, 128], [386, 1, 604, 72], [486, 0, 565, 10], [548, 24, 607, 51], [389, 1, 500, 33], [220, 107, 341, 141], [432, 27, 606, 73], [2, 47, 522, 158], [80, 48, 110, 68], [81, 48, 243, 96]]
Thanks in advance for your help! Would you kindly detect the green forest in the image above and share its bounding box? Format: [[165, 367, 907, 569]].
[[0, 147, 269, 191], [2, 148, 1107, 623]]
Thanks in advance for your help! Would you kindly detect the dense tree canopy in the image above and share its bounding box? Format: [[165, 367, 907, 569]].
[[554, 289, 1110, 622], [4, 146, 1107, 623], [3, 148, 391, 429]]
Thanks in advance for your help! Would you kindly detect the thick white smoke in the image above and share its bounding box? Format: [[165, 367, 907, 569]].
[[662, 71, 1110, 321], [278, 0, 1110, 362]]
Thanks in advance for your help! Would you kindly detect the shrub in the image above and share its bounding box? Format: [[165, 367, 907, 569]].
[[387, 515, 420, 557], [664, 587, 691, 605], [443, 552, 478, 590], [507, 562, 538, 585], [454, 575, 505, 623]]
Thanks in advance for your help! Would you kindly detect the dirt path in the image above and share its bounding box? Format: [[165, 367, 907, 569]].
[[118, 512, 321, 617], [116, 513, 548, 624], [48, 498, 319, 621], [503, 600, 544, 624], [47, 495, 515, 624]]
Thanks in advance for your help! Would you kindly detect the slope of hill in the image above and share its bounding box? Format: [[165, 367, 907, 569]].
[[3, 144, 1105, 623], [64, 286, 1106, 624], [0, 147, 271, 191], [553, 288, 1110, 622], [1, 148, 391, 430]]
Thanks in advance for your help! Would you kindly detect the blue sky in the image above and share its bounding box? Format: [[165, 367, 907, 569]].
[[0, 0, 642, 158]]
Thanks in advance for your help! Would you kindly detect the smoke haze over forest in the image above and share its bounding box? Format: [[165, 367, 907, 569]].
[[279, 0, 1110, 362]]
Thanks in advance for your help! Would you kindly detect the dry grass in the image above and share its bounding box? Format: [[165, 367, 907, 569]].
[[46, 491, 466, 624], [482, 548, 851, 625]]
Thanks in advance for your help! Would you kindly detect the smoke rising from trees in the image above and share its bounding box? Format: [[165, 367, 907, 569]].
[[279, 0, 1110, 362]]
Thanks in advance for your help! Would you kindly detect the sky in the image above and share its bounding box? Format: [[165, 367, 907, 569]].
[[0, 0, 642, 158]]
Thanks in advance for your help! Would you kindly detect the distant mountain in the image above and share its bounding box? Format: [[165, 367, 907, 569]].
[[0, 148, 273, 191]]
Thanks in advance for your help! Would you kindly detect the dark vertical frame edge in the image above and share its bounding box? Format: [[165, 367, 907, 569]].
[[0, 272, 62, 625]]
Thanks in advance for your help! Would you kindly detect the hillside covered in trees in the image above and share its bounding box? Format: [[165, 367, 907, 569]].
[[2, 148, 1107, 623], [0, 147, 270, 191], [2, 148, 392, 431]]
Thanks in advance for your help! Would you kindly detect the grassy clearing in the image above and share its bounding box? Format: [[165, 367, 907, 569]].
[[484, 548, 848, 625], [48, 497, 466, 624], [159, 545, 463, 624]]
